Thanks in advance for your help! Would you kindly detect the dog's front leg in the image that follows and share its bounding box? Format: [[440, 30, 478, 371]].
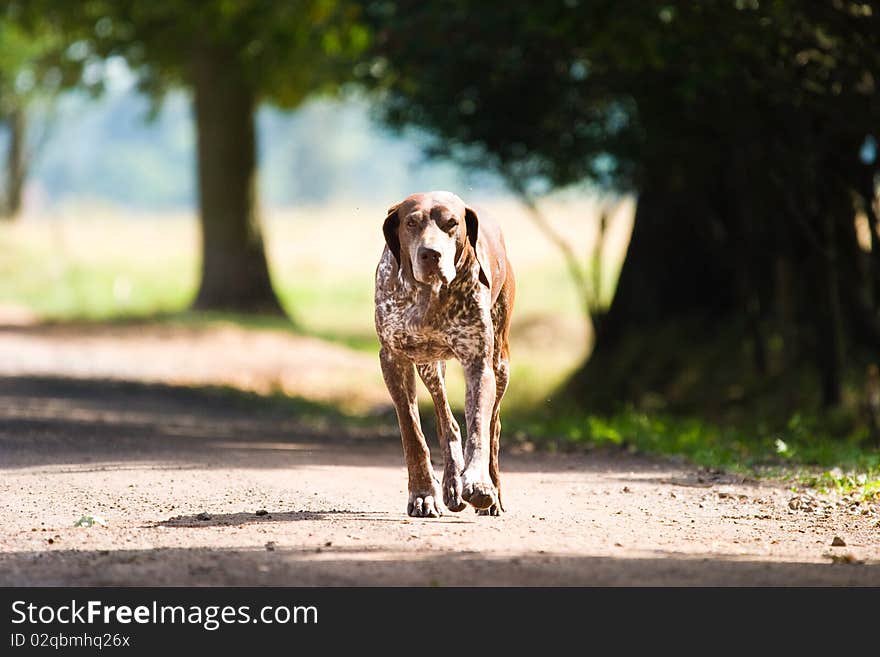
[[416, 361, 466, 512], [460, 356, 497, 510], [380, 348, 444, 517]]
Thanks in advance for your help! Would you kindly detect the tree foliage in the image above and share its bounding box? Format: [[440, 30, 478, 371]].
[[366, 1, 878, 193], [4, 0, 369, 313], [7, 1, 368, 104], [0, 13, 69, 218]]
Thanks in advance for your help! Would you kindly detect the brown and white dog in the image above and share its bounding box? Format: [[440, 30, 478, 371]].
[[374, 191, 515, 517]]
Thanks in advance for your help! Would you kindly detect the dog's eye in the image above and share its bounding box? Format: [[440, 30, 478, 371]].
[[445, 220, 458, 231], [406, 219, 418, 228]]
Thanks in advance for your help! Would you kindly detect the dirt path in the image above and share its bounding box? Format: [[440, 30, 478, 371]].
[[1, 374, 878, 586], [0, 322, 389, 412]]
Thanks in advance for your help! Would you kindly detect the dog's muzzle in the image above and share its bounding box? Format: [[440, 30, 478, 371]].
[[413, 244, 456, 287]]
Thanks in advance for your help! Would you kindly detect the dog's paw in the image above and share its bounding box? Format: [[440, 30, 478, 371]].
[[477, 503, 503, 517], [442, 473, 466, 512], [407, 483, 445, 518], [460, 473, 497, 511]]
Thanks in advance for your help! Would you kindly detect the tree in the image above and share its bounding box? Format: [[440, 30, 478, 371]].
[[0, 18, 63, 220], [9, 1, 367, 313], [364, 1, 880, 412]]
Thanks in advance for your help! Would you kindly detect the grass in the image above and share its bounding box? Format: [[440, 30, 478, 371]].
[[507, 406, 880, 499], [2, 200, 879, 498]]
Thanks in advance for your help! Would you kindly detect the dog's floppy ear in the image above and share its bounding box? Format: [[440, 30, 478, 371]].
[[465, 206, 491, 288], [382, 202, 402, 266]]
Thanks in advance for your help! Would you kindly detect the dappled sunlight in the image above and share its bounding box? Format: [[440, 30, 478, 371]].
[[0, 375, 877, 586], [210, 441, 325, 452], [0, 320, 389, 413]]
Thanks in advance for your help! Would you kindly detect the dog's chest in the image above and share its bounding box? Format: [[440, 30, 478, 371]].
[[376, 286, 489, 362]]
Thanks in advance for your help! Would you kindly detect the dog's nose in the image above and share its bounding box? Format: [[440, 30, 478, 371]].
[[418, 247, 442, 264]]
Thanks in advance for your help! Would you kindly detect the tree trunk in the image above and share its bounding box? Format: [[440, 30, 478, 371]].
[[190, 45, 285, 315], [564, 181, 740, 409], [841, 184, 880, 348], [813, 210, 844, 407], [2, 107, 26, 221], [597, 186, 736, 341], [857, 173, 880, 306]]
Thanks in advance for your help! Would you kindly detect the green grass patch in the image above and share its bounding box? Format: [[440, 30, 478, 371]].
[[0, 246, 195, 320], [508, 406, 880, 497]]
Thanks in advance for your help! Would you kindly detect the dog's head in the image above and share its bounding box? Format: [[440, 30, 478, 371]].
[[382, 191, 489, 291]]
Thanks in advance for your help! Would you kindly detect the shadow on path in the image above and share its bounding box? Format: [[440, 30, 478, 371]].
[[155, 509, 376, 528], [1, 545, 876, 587], [0, 375, 667, 475]]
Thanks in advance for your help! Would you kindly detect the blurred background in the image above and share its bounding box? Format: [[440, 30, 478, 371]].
[[0, 2, 878, 487]]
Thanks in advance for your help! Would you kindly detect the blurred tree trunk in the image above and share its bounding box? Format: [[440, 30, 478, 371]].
[[596, 189, 736, 340], [564, 180, 740, 408], [857, 172, 880, 307], [840, 183, 880, 349], [191, 45, 284, 315], [2, 107, 26, 221], [813, 210, 844, 407]]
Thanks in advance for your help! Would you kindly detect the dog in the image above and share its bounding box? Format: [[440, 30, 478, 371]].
[[374, 191, 515, 517]]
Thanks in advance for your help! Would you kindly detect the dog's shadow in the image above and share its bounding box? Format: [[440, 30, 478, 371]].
[[149, 509, 473, 528], [151, 509, 364, 528]]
